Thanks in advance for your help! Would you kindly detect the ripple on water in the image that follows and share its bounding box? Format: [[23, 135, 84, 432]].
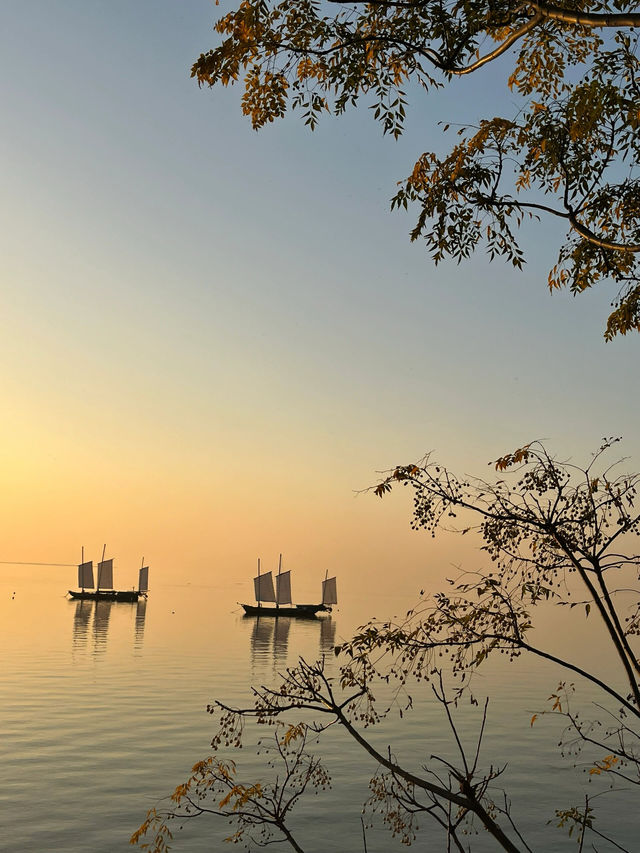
[[2, 578, 637, 852]]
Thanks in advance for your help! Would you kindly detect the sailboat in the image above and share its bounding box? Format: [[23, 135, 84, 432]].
[[240, 555, 337, 617], [68, 548, 149, 602]]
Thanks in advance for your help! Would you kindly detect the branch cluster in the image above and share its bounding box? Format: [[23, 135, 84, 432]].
[[133, 440, 640, 852], [191, 0, 640, 336]]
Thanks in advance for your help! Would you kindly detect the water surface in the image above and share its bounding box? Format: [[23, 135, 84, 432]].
[[2, 569, 635, 851]]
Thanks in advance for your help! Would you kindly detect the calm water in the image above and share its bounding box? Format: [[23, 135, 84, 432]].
[[2, 569, 636, 852]]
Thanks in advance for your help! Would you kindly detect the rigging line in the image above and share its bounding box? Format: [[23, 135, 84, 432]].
[[0, 561, 76, 567]]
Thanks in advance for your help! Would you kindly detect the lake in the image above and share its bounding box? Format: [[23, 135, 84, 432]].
[[2, 568, 636, 852]]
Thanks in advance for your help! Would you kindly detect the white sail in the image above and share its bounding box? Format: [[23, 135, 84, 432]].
[[276, 570, 292, 605], [97, 559, 114, 590], [138, 566, 149, 593], [78, 561, 94, 589], [254, 571, 276, 603], [322, 576, 337, 606]]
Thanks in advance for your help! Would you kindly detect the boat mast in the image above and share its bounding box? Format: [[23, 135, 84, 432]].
[[97, 543, 106, 593], [276, 553, 282, 612], [257, 557, 261, 608], [81, 545, 84, 593]]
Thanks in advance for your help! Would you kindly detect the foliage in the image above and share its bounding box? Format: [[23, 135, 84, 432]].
[[132, 439, 640, 851], [131, 725, 329, 853], [190, 0, 640, 337]]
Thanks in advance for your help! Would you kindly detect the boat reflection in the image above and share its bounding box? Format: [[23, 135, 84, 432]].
[[134, 597, 147, 649], [319, 615, 336, 656], [92, 600, 112, 655], [247, 613, 337, 673], [70, 596, 147, 655], [249, 616, 275, 665], [72, 600, 93, 651], [273, 616, 291, 667]]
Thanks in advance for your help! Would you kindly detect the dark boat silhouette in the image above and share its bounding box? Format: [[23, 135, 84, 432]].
[[68, 547, 149, 603], [240, 555, 336, 617]]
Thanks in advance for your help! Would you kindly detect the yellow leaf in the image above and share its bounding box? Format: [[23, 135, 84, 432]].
[[283, 723, 304, 745]]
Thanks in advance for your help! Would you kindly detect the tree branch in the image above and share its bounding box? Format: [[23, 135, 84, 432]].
[[453, 13, 544, 75], [532, 1, 640, 28], [568, 212, 640, 252]]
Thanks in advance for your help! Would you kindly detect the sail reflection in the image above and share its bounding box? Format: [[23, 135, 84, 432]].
[[273, 617, 292, 666], [250, 617, 275, 666], [134, 598, 147, 649], [72, 600, 93, 651], [92, 601, 113, 655], [247, 613, 336, 672], [319, 616, 337, 656], [70, 597, 147, 655]]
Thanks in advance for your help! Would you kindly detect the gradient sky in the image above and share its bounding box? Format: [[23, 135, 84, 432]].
[[1, 1, 638, 600]]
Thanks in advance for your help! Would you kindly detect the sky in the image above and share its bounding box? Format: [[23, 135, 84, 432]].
[[1, 1, 638, 600]]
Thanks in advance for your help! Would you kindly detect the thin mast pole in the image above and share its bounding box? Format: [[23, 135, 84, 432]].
[[81, 545, 84, 593], [97, 543, 106, 593], [257, 557, 261, 608], [276, 553, 282, 612]]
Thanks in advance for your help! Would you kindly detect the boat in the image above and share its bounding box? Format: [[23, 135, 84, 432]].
[[68, 547, 149, 602], [240, 555, 337, 617]]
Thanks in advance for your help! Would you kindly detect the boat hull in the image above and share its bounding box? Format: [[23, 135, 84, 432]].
[[240, 603, 329, 618], [68, 590, 143, 603]]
